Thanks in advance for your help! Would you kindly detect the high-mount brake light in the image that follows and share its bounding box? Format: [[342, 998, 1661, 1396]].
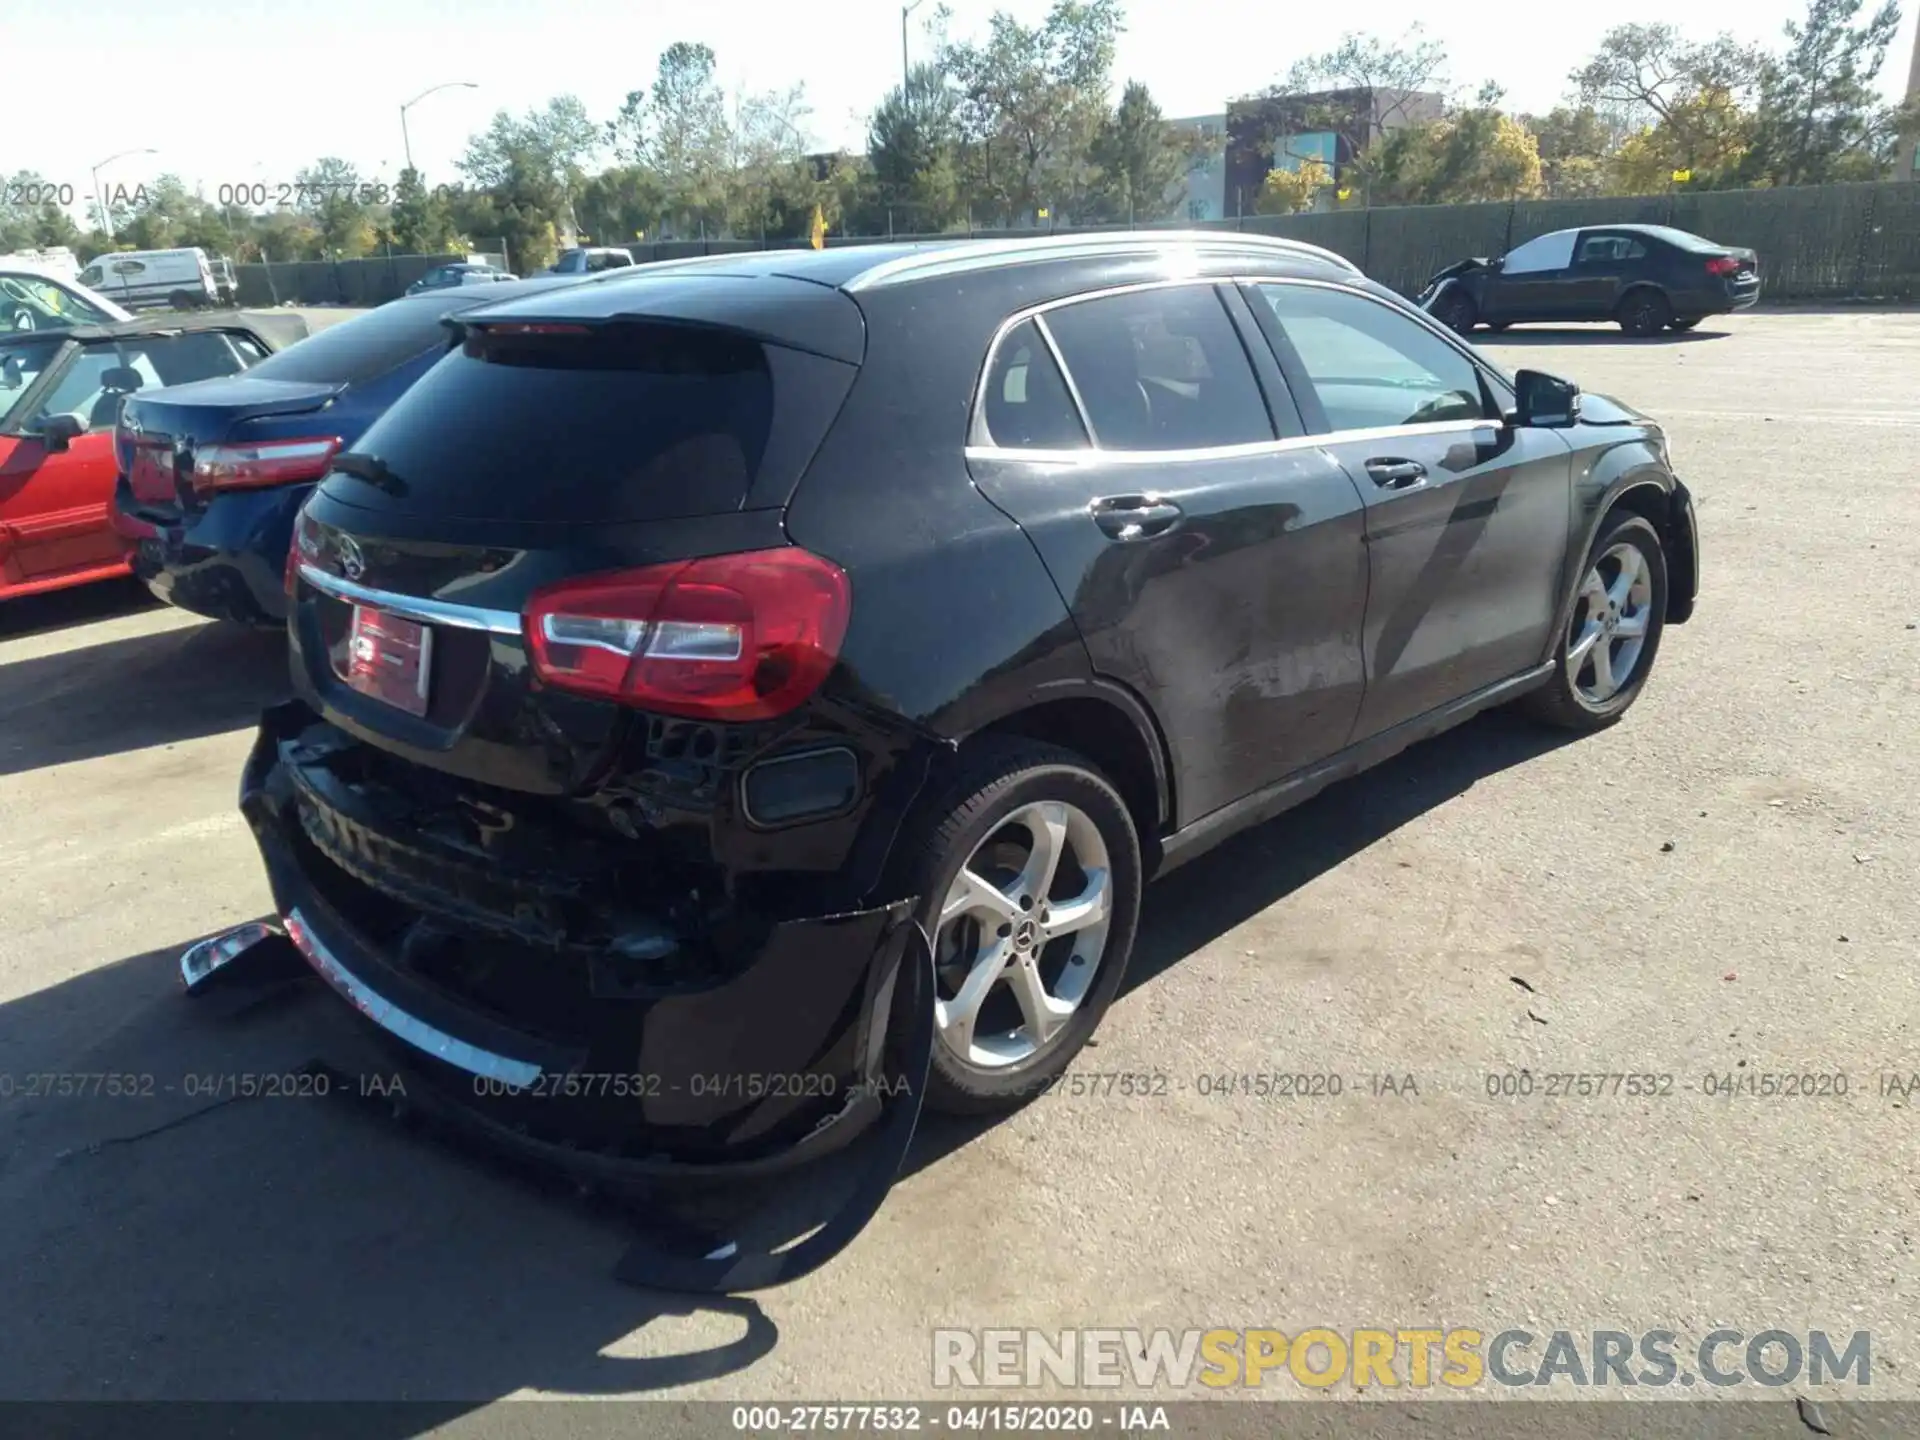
[[522, 548, 851, 722], [191, 436, 342, 494], [481, 323, 592, 336]]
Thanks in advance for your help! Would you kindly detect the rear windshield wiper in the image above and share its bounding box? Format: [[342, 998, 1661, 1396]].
[[329, 451, 407, 496]]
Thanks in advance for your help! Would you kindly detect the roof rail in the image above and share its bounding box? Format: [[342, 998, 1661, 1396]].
[[842, 229, 1363, 292]]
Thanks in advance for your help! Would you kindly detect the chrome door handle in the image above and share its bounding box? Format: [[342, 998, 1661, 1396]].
[[1365, 458, 1427, 489], [1091, 495, 1183, 541]]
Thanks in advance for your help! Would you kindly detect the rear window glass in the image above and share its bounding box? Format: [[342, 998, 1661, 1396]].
[[246, 298, 461, 385], [1638, 226, 1720, 253], [340, 321, 773, 523]]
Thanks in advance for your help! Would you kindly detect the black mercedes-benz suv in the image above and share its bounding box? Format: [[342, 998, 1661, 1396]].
[[238, 232, 1699, 1188]]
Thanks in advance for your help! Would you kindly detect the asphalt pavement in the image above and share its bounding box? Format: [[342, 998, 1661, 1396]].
[[0, 309, 1915, 1431]]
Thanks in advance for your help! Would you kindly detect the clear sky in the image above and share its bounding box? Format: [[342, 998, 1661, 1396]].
[[13, 0, 1919, 205]]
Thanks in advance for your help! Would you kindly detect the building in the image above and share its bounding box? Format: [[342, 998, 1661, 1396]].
[[1222, 86, 1445, 215], [1164, 113, 1229, 222]]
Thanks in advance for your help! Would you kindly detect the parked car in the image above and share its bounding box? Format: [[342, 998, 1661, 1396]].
[[0, 264, 131, 333], [245, 232, 1698, 1197], [114, 276, 600, 627], [403, 262, 517, 296], [78, 247, 224, 311], [1, 311, 307, 605], [1418, 224, 1762, 336], [549, 246, 636, 275]]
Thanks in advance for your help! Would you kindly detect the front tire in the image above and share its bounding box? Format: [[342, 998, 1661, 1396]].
[[1616, 289, 1673, 337], [1432, 290, 1477, 335], [1523, 512, 1668, 732], [903, 738, 1142, 1116]]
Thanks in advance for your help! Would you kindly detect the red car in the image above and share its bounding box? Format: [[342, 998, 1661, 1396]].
[[0, 311, 308, 604]]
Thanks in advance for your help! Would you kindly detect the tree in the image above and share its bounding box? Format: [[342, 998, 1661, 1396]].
[[1369, 97, 1544, 205], [1233, 27, 1450, 206], [1573, 24, 1764, 138], [458, 97, 597, 267], [0, 171, 84, 253], [609, 42, 734, 233], [1522, 107, 1622, 197], [1611, 86, 1755, 191], [868, 63, 967, 232], [388, 167, 460, 254], [1087, 80, 1189, 222], [1255, 158, 1329, 214], [938, 0, 1125, 224], [575, 165, 668, 247], [1745, 0, 1910, 184], [292, 157, 375, 257]]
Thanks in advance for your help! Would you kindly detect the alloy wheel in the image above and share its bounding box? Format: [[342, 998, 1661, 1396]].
[[1567, 541, 1654, 706], [932, 800, 1113, 1069]]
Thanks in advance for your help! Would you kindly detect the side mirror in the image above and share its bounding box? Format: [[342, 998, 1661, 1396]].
[[34, 412, 86, 453], [1489, 256, 1505, 272], [1512, 369, 1580, 428]]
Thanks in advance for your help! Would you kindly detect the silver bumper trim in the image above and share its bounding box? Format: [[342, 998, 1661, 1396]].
[[284, 906, 545, 1088]]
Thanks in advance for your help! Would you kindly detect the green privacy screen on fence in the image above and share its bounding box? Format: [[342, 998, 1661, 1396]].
[[234, 180, 1920, 307]]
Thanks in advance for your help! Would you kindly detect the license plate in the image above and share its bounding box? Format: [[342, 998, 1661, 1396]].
[[346, 606, 433, 717]]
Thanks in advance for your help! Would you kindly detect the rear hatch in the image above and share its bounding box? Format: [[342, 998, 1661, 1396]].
[[119, 376, 345, 524], [287, 273, 866, 800]]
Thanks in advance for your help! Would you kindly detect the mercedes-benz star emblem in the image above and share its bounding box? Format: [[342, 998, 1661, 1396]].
[[336, 535, 366, 581]]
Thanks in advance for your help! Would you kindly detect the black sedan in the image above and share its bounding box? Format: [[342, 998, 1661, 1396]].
[[200, 233, 1697, 1285], [1419, 224, 1761, 336]]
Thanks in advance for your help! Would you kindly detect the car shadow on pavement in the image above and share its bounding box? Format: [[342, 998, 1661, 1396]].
[[0, 575, 159, 641], [0, 707, 1573, 1408], [0, 616, 289, 777], [1480, 326, 1729, 345], [0, 931, 780, 1406]]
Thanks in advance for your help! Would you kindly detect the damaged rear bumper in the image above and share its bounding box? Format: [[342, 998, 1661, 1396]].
[[238, 699, 917, 1186]]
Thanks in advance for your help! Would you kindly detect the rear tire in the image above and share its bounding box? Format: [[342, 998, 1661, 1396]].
[[901, 738, 1142, 1117], [1522, 512, 1668, 733], [1616, 289, 1673, 337], [1670, 317, 1702, 331]]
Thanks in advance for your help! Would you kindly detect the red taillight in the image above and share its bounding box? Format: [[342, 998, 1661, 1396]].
[[1704, 255, 1741, 276], [191, 436, 342, 495], [523, 548, 851, 721]]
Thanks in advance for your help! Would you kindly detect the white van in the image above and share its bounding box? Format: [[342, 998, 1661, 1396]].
[[77, 247, 221, 311]]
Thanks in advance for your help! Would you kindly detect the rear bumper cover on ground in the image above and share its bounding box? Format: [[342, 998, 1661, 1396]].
[[238, 699, 917, 1185]]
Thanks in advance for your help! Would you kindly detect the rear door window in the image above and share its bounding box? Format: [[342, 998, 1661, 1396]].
[[980, 319, 1088, 450], [1041, 284, 1273, 451], [338, 320, 781, 523], [1576, 234, 1648, 264]]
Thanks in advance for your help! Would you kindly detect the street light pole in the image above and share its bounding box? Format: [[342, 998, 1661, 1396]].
[[901, 0, 927, 92], [90, 148, 157, 241], [399, 81, 478, 179]]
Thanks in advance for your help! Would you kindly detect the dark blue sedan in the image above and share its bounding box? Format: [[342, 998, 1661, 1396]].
[[112, 276, 584, 626]]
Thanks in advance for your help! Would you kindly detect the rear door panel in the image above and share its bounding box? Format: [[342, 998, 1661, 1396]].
[[964, 282, 1370, 825]]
